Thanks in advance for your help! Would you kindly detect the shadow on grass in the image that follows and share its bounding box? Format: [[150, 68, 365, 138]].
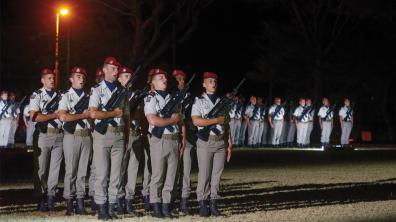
[[1, 179, 395, 216]]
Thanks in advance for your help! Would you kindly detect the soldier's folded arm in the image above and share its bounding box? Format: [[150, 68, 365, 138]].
[[30, 110, 58, 123], [89, 107, 122, 119], [145, 113, 179, 127], [58, 109, 89, 122], [191, 115, 224, 127]]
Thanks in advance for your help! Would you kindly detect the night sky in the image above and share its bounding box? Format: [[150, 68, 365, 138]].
[[1, 0, 395, 141]]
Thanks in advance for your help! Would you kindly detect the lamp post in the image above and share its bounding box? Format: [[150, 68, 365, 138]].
[[54, 7, 69, 89]]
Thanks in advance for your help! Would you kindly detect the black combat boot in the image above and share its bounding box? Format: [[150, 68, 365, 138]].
[[161, 203, 174, 218], [90, 196, 97, 212], [152, 203, 163, 218], [75, 198, 87, 215], [97, 203, 111, 220], [108, 203, 119, 219], [210, 199, 222, 216], [65, 199, 73, 216], [116, 197, 126, 215], [47, 195, 55, 211], [37, 195, 48, 212], [143, 195, 151, 211], [199, 200, 210, 217], [125, 199, 135, 215], [180, 198, 190, 215]]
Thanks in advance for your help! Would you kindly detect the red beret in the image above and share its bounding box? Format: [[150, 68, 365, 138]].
[[203, 71, 218, 79], [41, 68, 54, 75], [96, 68, 104, 77], [104, 57, 121, 66], [71, 66, 87, 76], [0, 90, 8, 95], [119, 67, 132, 74], [148, 68, 167, 76], [274, 96, 281, 100], [172, 69, 186, 77]]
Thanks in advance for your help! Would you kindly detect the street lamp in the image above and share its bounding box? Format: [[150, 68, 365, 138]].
[[54, 7, 69, 89]]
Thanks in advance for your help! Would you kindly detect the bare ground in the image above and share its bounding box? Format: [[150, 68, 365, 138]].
[[1, 148, 396, 221]]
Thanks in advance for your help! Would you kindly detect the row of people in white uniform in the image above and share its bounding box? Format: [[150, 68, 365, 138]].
[[229, 96, 354, 148], [0, 91, 21, 149]]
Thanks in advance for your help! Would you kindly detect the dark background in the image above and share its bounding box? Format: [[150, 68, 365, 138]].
[[1, 0, 395, 143]]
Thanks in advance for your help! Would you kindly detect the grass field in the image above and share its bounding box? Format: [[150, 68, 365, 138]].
[[1, 148, 396, 221]]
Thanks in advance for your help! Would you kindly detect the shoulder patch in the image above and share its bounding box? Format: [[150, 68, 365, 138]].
[[145, 97, 151, 103]]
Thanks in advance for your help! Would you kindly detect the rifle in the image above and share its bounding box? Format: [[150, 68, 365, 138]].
[[129, 85, 150, 112], [343, 104, 354, 122], [151, 73, 196, 138], [0, 100, 11, 119], [35, 93, 62, 133], [63, 93, 90, 134], [322, 104, 336, 121], [196, 78, 246, 142], [94, 66, 141, 135], [297, 105, 313, 122], [10, 96, 27, 118]]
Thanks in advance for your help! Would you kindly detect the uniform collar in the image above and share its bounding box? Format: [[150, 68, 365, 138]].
[[155, 90, 168, 99], [70, 87, 84, 97], [103, 80, 117, 92], [203, 93, 219, 105], [41, 87, 55, 98]]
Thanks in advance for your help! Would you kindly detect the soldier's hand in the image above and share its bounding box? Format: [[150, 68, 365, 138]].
[[217, 116, 225, 125], [114, 108, 123, 118], [227, 146, 232, 162], [179, 139, 186, 158], [171, 113, 181, 123], [83, 110, 90, 119], [58, 114, 66, 122]]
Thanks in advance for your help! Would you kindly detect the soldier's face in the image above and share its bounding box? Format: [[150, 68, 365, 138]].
[[41, 74, 55, 89], [103, 64, 118, 82], [257, 97, 263, 105], [70, 73, 86, 89], [344, 99, 350, 106], [250, 96, 257, 105], [118, 73, 132, 87], [95, 75, 104, 84], [175, 75, 185, 90], [152, 74, 167, 91], [275, 98, 281, 105], [323, 98, 329, 106], [9, 95, 16, 101], [306, 99, 312, 105], [203, 78, 217, 94], [1, 93, 7, 100], [299, 99, 305, 106]]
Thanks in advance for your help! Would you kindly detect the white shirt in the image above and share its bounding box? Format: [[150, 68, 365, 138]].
[[259, 106, 267, 121], [306, 106, 315, 122], [268, 104, 285, 121], [89, 80, 124, 127], [245, 104, 261, 121], [8, 101, 21, 119], [339, 106, 353, 122], [58, 87, 91, 130], [29, 88, 62, 128], [318, 106, 333, 121], [23, 105, 30, 117], [191, 93, 225, 136], [144, 91, 179, 135], [0, 100, 11, 119], [293, 105, 308, 122]]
